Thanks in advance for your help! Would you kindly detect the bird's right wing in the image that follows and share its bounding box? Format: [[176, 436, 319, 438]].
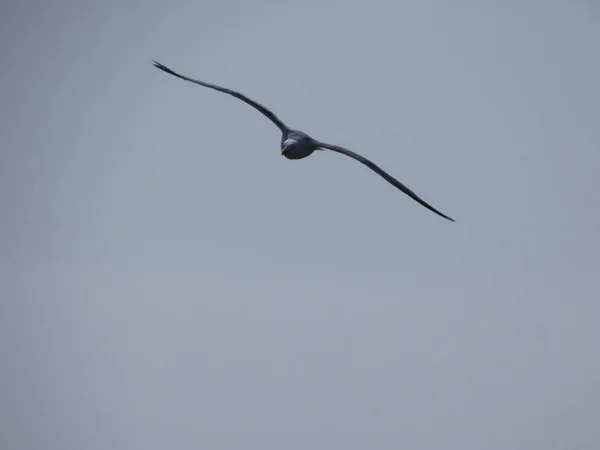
[[317, 142, 455, 222], [152, 60, 289, 133]]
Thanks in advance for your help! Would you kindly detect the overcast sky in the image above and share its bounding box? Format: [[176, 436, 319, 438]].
[[1, 0, 599, 449]]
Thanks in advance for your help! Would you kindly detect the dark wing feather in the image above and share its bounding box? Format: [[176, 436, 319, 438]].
[[152, 60, 289, 133], [318, 142, 455, 222]]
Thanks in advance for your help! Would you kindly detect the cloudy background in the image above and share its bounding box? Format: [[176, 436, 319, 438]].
[[1, 0, 599, 449]]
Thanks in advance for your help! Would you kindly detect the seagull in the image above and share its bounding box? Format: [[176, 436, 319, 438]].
[[152, 60, 455, 222]]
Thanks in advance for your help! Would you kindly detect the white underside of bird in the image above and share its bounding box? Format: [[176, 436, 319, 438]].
[[152, 60, 455, 222]]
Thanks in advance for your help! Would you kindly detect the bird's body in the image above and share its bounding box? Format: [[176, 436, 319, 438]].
[[281, 130, 319, 160], [152, 60, 455, 222]]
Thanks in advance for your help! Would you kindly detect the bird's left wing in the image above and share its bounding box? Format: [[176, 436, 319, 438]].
[[316, 142, 455, 222], [152, 60, 290, 133]]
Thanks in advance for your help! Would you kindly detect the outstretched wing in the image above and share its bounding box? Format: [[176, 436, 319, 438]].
[[317, 142, 455, 222], [152, 60, 289, 133]]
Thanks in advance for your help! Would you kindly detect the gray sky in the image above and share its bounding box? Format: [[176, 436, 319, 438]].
[[1, 0, 599, 449]]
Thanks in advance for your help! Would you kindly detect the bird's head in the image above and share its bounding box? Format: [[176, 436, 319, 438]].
[[281, 139, 297, 159]]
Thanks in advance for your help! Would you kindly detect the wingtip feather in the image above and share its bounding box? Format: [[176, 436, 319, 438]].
[[151, 60, 169, 72]]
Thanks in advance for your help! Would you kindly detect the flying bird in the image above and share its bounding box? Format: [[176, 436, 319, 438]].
[[152, 60, 455, 222]]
